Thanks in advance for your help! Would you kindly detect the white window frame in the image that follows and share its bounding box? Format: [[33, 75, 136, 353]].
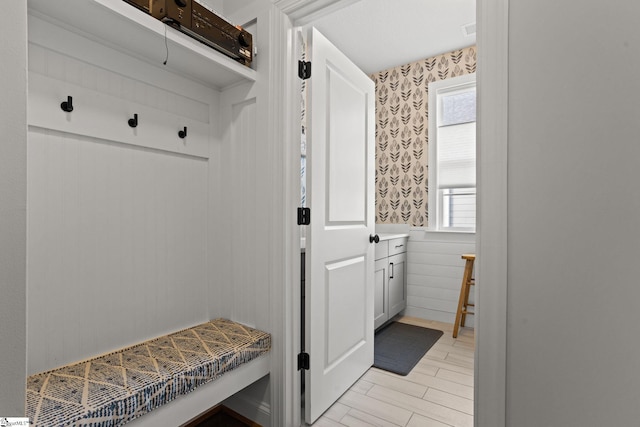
[[428, 73, 477, 232]]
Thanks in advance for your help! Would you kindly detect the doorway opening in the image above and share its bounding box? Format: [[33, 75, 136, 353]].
[[297, 0, 481, 424]]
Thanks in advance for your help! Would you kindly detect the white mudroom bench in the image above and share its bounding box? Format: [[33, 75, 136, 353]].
[[26, 318, 271, 427]]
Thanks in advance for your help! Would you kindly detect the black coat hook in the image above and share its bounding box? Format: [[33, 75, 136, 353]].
[[128, 114, 138, 128], [60, 96, 73, 112], [178, 126, 187, 138]]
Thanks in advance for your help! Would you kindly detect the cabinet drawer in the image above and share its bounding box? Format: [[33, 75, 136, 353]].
[[388, 237, 407, 256], [374, 241, 388, 260]]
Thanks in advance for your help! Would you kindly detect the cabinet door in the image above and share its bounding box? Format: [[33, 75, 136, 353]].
[[388, 252, 407, 318], [374, 258, 388, 330]]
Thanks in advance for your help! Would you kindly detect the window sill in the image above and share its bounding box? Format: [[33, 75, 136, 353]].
[[412, 226, 476, 235]]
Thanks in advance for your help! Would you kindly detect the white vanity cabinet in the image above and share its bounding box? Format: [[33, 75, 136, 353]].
[[374, 235, 408, 330]]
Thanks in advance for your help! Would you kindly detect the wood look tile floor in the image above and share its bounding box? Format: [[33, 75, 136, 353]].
[[312, 317, 475, 427]]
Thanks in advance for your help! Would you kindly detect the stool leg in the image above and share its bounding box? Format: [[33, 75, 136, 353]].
[[453, 259, 473, 338], [461, 271, 473, 327]]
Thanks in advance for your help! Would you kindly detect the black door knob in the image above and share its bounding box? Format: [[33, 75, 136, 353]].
[[369, 234, 380, 244], [175, 0, 187, 7]]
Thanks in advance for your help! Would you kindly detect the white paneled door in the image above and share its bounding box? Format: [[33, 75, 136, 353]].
[[305, 28, 376, 424]]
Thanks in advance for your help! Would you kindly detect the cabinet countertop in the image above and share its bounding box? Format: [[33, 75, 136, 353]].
[[377, 233, 409, 241]]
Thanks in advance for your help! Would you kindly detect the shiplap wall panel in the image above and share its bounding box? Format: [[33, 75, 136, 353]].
[[231, 98, 259, 325], [216, 95, 264, 327], [28, 16, 217, 104], [28, 38, 211, 159], [27, 41, 211, 123], [405, 230, 475, 325], [210, 78, 271, 332], [23, 8, 275, 424], [27, 128, 209, 374], [26, 24, 216, 374], [29, 74, 210, 158], [407, 285, 460, 301]]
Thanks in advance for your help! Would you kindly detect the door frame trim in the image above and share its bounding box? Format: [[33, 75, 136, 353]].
[[476, 0, 509, 426], [273, 0, 360, 26], [272, 1, 511, 426], [264, 5, 301, 427]]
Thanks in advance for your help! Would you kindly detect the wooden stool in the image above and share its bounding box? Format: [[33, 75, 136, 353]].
[[453, 254, 475, 338]]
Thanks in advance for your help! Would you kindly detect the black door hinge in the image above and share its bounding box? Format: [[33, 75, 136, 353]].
[[298, 60, 311, 80], [297, 207, 311, 225], [298, 352, 310, 370]]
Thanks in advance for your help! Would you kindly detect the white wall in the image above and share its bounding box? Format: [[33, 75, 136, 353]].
[[208, 1, 272, 333], [505, 1, 640, 425], [406, 231, 475, 325], [1, 0, 291, 422], [0, 1, 27, 416], [24, 1, 281, 374], [26, 17, 216, 374]]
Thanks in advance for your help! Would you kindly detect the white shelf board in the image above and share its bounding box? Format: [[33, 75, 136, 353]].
[[27, 0, 257, 90]]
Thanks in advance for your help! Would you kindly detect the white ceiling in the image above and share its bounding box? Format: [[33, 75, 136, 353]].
[[308, 0, 476, 75]]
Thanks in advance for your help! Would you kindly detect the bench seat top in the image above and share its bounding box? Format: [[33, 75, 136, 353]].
[[26, 318, 271, 427]]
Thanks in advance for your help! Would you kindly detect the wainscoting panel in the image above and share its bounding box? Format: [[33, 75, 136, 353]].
[[211, 87, 270, 331], [28, 73, 210, 159], [229, 96, 260, 326], [27, 128, 209, 374], [205, 66, 272, 333], [26, 20, 217, 374], [405, 230, 476, 325], [28, 30, 211, 159]]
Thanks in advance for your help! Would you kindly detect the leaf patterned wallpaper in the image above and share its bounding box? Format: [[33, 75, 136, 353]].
[[371, 46, 477, 226]]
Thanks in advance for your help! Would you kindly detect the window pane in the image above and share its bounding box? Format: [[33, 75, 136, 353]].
[[428, 74, 476, 232], [441, 90, 476, 126], [437, 122, 476, 188], [441, 188, 476, 229]]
